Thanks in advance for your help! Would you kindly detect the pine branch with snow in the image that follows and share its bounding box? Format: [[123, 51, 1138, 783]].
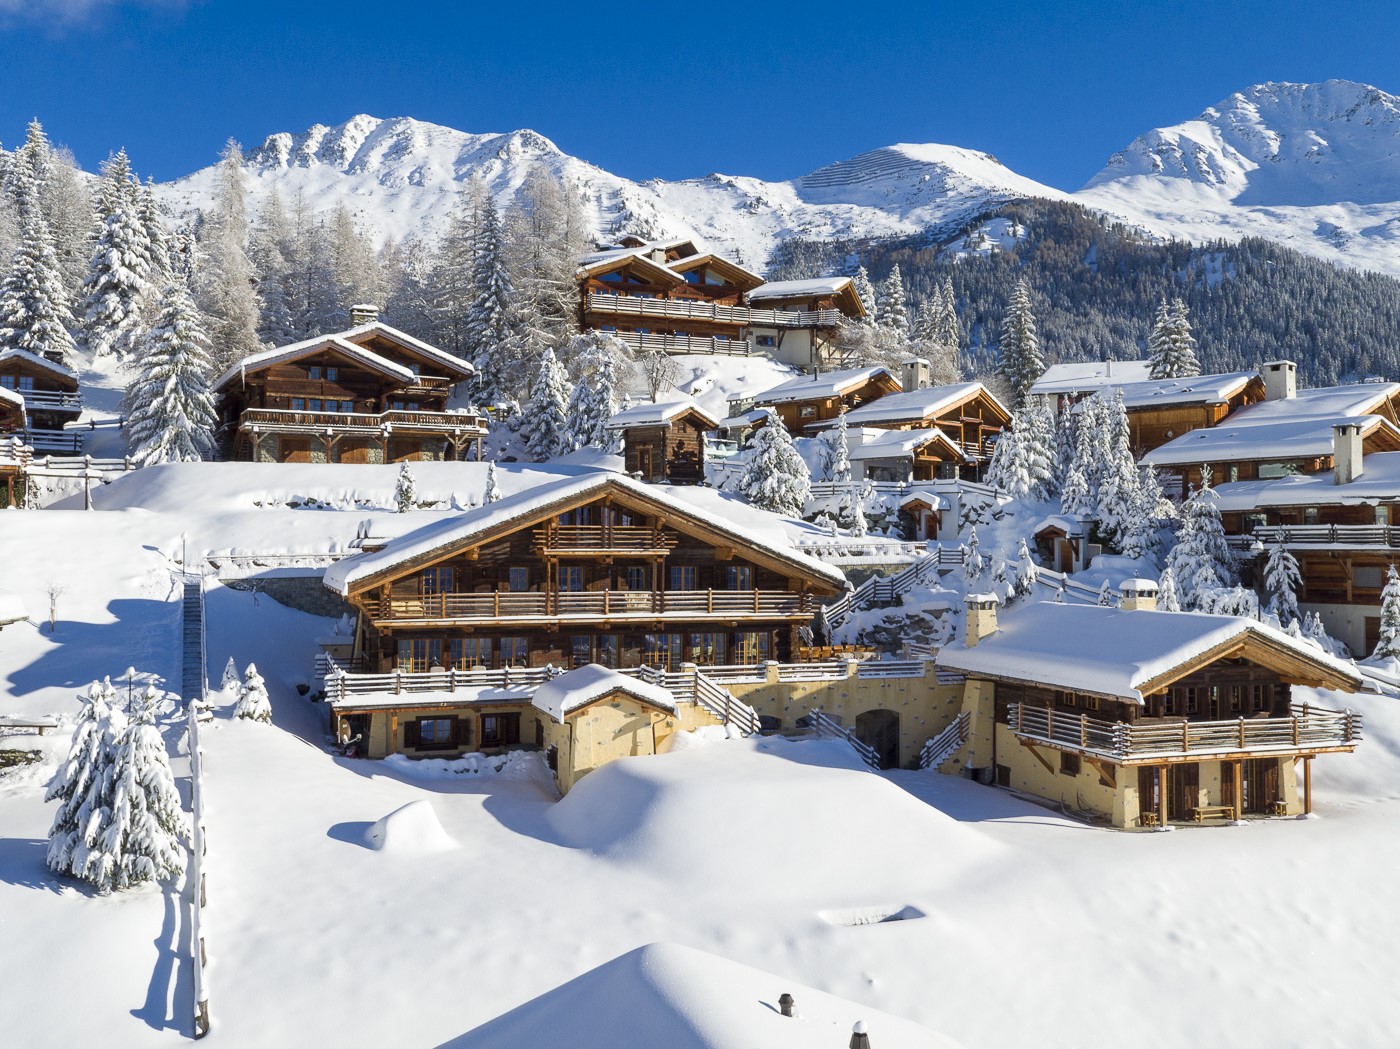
[[735, 419, 810, 518], [394, 461, 417, 513], [1263, 538, 1303, 628], [234, 663, 272, 722]]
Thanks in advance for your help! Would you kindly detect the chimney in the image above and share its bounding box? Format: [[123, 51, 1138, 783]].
[[650, 247, 668, 264], [349, 303, 380, 326], [964, 593, 999, 647], [1119, 578, 1159, 611], [1262, 360, 1296, 401], [1334, 422, 1364, 484], [902, 357, 931, 392]]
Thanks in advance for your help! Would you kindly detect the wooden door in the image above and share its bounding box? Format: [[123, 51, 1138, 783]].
[[1221, 761, 1236, 811], [278, 436, 312, 463], [1167, 763, 1198, 821], [1244, 759, 1280, 814]]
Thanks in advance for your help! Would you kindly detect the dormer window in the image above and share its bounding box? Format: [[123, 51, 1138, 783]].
[[684, 271, 700, 284], [326, 367, 338, 381], [308, 366, 322, 380]]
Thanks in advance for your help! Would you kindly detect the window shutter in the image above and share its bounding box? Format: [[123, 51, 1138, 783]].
[[403, 718, 420, 747]]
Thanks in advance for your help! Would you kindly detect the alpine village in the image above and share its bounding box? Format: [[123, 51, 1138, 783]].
[[6, 79, 1400, 1049]]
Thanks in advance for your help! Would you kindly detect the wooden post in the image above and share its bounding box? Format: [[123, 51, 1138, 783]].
[[1303, 756, 1312, 815], [1233, 760, 1244, 822], [1158, 766, 1168, 828]]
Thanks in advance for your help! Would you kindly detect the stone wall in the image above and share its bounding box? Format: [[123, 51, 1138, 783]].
[[222, 574, 355, 620]]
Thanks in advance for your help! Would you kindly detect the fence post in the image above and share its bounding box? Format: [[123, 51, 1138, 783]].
[[188, 703, 211, 1038]]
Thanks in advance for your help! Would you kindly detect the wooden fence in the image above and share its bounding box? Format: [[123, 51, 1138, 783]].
[[918, 711, 970, 770]]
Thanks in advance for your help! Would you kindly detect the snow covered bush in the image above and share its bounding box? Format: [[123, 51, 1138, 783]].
[[735, 420, 810, 517], [394, 461, 417, 512], [483, 460, 501, 504], [46, 679, 122, 881], [234, 663, 272, 723]]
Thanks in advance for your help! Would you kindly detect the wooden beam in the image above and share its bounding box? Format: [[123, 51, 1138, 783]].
[[1018, 738, 1055, 774], [1158, 767, 1168, 828], [1232, 759, 1243, 822], [1085, 756, 1117, 789], [1304, 755, 1312, 815]]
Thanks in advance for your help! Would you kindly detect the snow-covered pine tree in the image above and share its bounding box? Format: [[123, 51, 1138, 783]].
[[985, 428, 1029, 499], [1263, 537, 1303, 628], [84, 686, 189, 893], [46, 679, 121, 880], [1166, 298, 1200, 378], [997, 278, 1043, 407], [876, 264, 910, 338], [484, 460, 501, 504], [1157, 566, 1182, 611], [522, 345, 570, 462], [248, 188, 298, 346], [193, 140, 263, 372], [964, 526, 986, 583], [0, 148, 78, 363], [1095, 389, 1140, 547], [1163, 468, 1236, 609], [394, 461, 417, 512], [79, 149, 155, 359], [12, 120, 92, 294], [234, 663, 272, 722], [1146, 299, 1172, 380], [735, 419, 810, 517], [1022, 395, 1058, 501], [1098, 580, 1114, 606], [220, 656, 239, 692], [847, 480, 872, 538], [561, 332, 627, 453], [852, 266, 877, 321], [829, 406, 851, 483], [1012, 537, 1039, 600], [1373, 565, 1400, 659], [1059, 399, 1097, 518], [464, 192, 519, 405], [124, 281, 218, 465], [138, 178, 172, 285]]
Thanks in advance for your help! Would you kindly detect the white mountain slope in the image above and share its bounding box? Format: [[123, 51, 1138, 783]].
[[1075, 80, 1400, 275], [155, 115, 1067, 268]]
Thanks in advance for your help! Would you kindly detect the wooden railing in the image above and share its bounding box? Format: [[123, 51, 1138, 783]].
[[1252, 524, 1400, 548], [919, 711, 970, 770], [532, 523, 677, 554], [807, 707, 881, 769], [586, 292, 844, 330], [17, 389, 83, 412], [1007, 703, 1363, 761], [612, 331, 753, 357], [24, 427, 84, 454], [239, 408, 488, 434], [374, 588, 813, 622]]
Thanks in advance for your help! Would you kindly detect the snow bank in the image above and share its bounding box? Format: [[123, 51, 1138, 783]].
[[362, 799, 456, 853]]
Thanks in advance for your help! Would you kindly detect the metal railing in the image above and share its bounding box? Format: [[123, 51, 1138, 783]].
[[586, 291, 844, 330], [1007, 702, 1363, 761], [919, 711, 970, 770], [24, 428, 84, 454], [373, 588, 814, 623], [807, 707, 881, 769]]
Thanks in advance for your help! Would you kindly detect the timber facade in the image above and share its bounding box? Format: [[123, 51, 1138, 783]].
[[0, 349, 83, 454], [608, 401, 718, 485]]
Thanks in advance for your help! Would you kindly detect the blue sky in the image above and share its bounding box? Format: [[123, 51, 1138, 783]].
[[2, 0, 1399, 188]]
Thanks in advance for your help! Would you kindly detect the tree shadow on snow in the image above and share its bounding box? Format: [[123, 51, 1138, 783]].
[[130, 881, 194, 1037], [4, 598, 179, 699], [0, 836, 70, 893]]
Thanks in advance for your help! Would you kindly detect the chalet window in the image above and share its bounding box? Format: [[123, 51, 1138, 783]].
[[1252, 684, 1267, 711], [601, 272, 623, 283], [307, 399, 322, 411], [1304, 507, 1320, 525], [340, 401, 354, 413], [1229, 685, 1243, 713], [499, 637, 528, 666], [571, 636, 592, 667], [326, 367, 338, 381], [1084, 695, 1099, 711], [291, 398, 306, 411], [756, 336, 776, 348], [508, 567, 530, 592], [732, 631, 769, 665], [1183, 688, 1197, 715], [0, 376, 12, 388], [684, 271, 701, 284], [308, 366, 322, 379], [1355, 566, 1383, 590], [17, 376, 33, 391], [799, 406, 817, 418], [689, 633, 727, 665], [397, 638, 434, 673], [448, 638, 491, 669], [390, 400, 421, 410], [1377, 506, 1390, 525], [1162, 691, 1176, 716], [625, 566, 650, 590], [413, 718, 456, 749], [422, 566, 453, 595], [644, 633, 683, 669], [721, 566, 752, 590], [669, 566, 697, 591], [1060, 752, 1081, 777], [481, 713, 520, 746], [558, 567, 584, 592], [596, 635, 620, 668]]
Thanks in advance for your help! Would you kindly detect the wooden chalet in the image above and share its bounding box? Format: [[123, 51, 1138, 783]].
[[836, 382, 1011, 478], [212, 315, 486, 463], [0, 349, 83, 454], [1112, 370, 1266, 456], [937, 595, 1364, 828], [848, 427, 965, 483], [321, 472, 848, 677], [745, 277, 867, 370], [746, 366, 901, 434], [606, 399, 719, 485]]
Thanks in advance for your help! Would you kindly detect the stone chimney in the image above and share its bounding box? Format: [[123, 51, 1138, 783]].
[[1262, 360, 1296, 401], [964, 593, 1000, 647], [349, 303, 380, 326], [902, 357, 931, 392], [1334, 422, 1365, 484], [1119, 578, 1159, 611]]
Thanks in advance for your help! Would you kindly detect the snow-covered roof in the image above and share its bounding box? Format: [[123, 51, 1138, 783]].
[[716, 407, 774, 429], [1237, 382, 1400, 421], [1214, 451, 1400, 511], [0, 588, 28, 626], [839, 381, 1006, 426], [605, 399, 719, 431], [747, 276, 854, 301], [445, 941, 964, 1049], [0, 386, 25, 411], [213, 334, 418, 391], [750, 366, 897, 405], [1031, 513, 1090, 537], [937, 603, 1361, 701], [0, 348, 78, 382], [328, 684, 534, 712], [1029, 359, 1152, 396], [1115, 370, 1260, 410], [323, 472, 848, 594], [576, 250, 687, 284], [1143, 414, 1394, 467], [847, 427, 963, 461], [898, 490, 949, 511], [338, 320, 476, 377], [531, 664, 676, 723]]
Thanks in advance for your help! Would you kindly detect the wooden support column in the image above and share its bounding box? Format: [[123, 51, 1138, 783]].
[[1158, 766, 1168, 828], [1304, 755, 1313, 815], [1233, 759, 1244, 822], [388, 711, 399, 756]]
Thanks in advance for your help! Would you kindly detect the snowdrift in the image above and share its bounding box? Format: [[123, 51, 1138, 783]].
[[442, 941, 965, 1049], [363, 800, 456, 853]]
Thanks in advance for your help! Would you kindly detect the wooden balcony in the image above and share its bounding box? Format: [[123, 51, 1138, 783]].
[[372, 588, 814, 625], [612, 332, 753, 357], [17, 389, 83, 414], [586, 291, 843, 330], [531, 523, 677, 556], [1007, 703, 1362, 763], [239, 407, 489, 437], [1251, 523, 1400, 548], [25, 427, 83, 454]]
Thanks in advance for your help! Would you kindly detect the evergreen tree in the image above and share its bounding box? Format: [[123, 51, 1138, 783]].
[[234, 663, 272, 722], [736, 420, 810, 517], [1012, 537, 1039, 600], [464, 192, 518, 405], [561, 332, 627, 453], [219, 656, 239, 692], [1095, 389, 1140, 546], [1157, 566, 1182, 611], [394, 461, 417, 512], [829, 406, 851, 483], [847, 480, 872, 538], [1373, 565, 1400, 659], [1147, 297, 1202, 379], [964, 526, 986, 583], [1098, 580, 1115, 606], [876, 264, 910, 337], [124, 281, 218, 465], [522, 346, 570, 462], [0, 149, 78, 362], [46, 679, 121, 880], [79, 149, 156, 358], [1164, 468, 1236, 609], [138, 178, 172, 284], [1263, 538, 1303, 627], [986, 428, 1029, 499], [851, 265, 877, 320], [12, 120, 92, 293], [194, 140, 263, 371], [997, 278, 1043, 406], [1146, 299, 1173, 379], [483, 460, 501, 504]]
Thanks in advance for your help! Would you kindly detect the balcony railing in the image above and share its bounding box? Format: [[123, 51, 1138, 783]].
[[16, 389, 83, 413], [611, 332, 753, 357], [532, 523, 677, 555], [239, 407, 489, 435], [24, 427, 83, 454], [373, 588, 814, 623], [1007, 702, 1362, 761], [587, 291, 843, 330], [1251, 523, 1400, 548]]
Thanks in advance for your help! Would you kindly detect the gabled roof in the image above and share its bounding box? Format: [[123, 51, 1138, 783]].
[[1143, 414, 1400, 467], [666, 253, 764, 290], [213, 335, 418, 392], [1114, 370, 1261, 411], [848, 427, 964, 461], [748, 276, 866, 318], [531, 664, 676, 723], [577, 251, 688, 286], [1029, 359, 1152, 396], [1214, 451, 1400, 511], [606, 399, 720, 431], [936, 603, 1361, 702], [323, 472, 848, 595], [839, 381, 1010, 427], [0, 348, 78, 383], [338, 321, 476, 379], [750, 366, 899, 406]]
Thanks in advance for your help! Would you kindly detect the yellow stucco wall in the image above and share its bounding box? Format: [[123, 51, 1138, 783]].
[[555, 694, 683, 794]]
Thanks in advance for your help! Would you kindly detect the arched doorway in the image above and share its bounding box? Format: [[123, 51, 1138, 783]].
[[855, 709, 901, 769]]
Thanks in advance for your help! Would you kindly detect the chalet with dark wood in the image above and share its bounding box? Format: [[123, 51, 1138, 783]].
[[746, 366, 901, 434], [937, 594, 1363, 828], [607, 399, 719, 485], [0, 348, 83, 454], [0, 389, 26, 506], [212, 315, 486, 463], [836, 381, 1011, 478], [322, 472, 847, 678], [848, 427, 965, 483]]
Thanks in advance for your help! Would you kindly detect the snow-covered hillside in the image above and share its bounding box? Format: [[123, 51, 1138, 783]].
[[1076, 80, 1400, 276]]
